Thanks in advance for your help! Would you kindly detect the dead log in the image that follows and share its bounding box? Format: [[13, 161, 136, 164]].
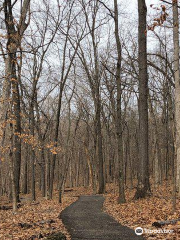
[[64, 188, 73, 192], [152, 218, 180, 228], [0, 203, 22, 210], [30, 202, 40, 206], [18, 223, 33, 229], [0, 205, 12, 210]]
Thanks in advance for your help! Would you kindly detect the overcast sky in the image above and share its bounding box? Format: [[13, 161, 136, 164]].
[[126, 0, 161, 14], [129, 0, 160, 8], [118, 0, 168, 51]]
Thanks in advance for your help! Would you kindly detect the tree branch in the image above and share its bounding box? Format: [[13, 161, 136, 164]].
[[160, 0, 180, 8]]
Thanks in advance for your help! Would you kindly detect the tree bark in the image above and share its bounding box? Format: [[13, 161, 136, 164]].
[[114, 0, 126, 203], [22, 145, 28, 194], [173, 0, 180, 197], [4, 0, 31, 203], [134, 0, 150, 199], [30, 102, 36, 201], [49, 86, 63, 199]]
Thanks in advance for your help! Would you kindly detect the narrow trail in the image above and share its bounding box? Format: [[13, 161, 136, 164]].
[[61, 195, 144, 240]]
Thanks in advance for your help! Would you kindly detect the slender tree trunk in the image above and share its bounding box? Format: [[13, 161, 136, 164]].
[[49, 87, 63, 199], [22, 145, 28, 194], [172, 1, 180, 199], [114, 0, 126, 203], [30, 103, 36, 201], [9, 122, 17, 212], [45, 150, 51, 199], [149, 98, 162, 185], [41, 148, 45, 197], [12, 72, 21, 202]]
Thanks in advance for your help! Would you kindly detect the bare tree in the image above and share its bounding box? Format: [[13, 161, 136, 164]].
[[134, 0, 150, 199], [3, 0, 30, 209], [113, 0, 126, 203], [172, 0, 179, 209]]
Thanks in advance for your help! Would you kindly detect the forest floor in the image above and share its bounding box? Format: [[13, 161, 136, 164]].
[[1, 182, 180, 240], [0, 187, 92, 240], [104, 182, 180, 240]]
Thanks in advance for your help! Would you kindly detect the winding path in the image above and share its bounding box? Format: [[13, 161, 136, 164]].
[[61, 195, 144, 240]]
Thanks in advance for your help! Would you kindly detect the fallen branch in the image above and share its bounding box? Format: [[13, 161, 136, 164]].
[[0, 203, 22, 210], [18, 223, 33, 229], [0, 206, 12, 210], [30, 202, 40, 206], [64, 188, 73, 192], [152, 218, 180, 228]]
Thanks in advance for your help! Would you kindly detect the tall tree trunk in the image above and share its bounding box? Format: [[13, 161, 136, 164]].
[[41, 148, 45, 197], [96, 97, 105, 194], [49, 86, 63, 199], [173, 0, 180, 205], [12, 69, 21, 202], [5, 34, 21, 203], [134, 0, 150, 199], [114, 0, 126, 203], [4, 0, 31, 203], [45, 150, 51, 199], [149, 98, 162, 185], [9, 122, 17, 212], [22, 145, 28, 194], [30, 103, 36, 201]]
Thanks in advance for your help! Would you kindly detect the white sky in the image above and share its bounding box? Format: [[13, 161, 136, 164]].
[[127, 0, 160, 9], [118, 0, 161, 22]]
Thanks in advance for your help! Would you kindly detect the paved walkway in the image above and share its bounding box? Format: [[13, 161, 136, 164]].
[[60, 195, 144, 240]]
